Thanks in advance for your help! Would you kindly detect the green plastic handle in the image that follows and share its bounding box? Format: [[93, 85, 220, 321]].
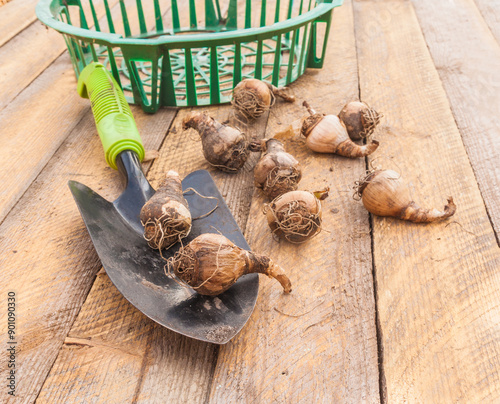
[[77, 62, 145, 170]]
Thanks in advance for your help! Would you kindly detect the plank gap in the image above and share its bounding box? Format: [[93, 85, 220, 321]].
[[131, 330, 155, 404], [369, 208, 387, 404], [409, 0, 500, 247], [352, 0, 385, 398], [202, 345, 221, 404], [352, 0, 385, 397]]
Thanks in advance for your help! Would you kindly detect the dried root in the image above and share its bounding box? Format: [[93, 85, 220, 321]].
[[140, 171, 191, 250], [262, 166, 302, 200], [264, 190, 327, 243], [254, 138, 302, 199], [232, 79, 295, 121]]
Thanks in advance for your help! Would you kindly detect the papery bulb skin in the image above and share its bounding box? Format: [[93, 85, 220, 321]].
[[339, 101, 382, 141], [140, 171, 192, 250], [182, 112, 250, 172], [359, 170, 456, 223], [301, 101, 379, 158], [254, 138, 302, 199], [265, 190, 327, 243], [232, 79, 295, 120], [170, 233, 292, 295]]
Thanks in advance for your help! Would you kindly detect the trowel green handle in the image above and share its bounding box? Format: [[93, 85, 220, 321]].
[[77, 63, 145, 170]]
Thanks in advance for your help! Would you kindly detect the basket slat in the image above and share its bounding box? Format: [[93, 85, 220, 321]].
[[153, 0, 163, 31], [184, 48, 197, 105], [159, 49, 177, 106], [118, 1, 131, 37], [272, 33, 282, 86], [210, 46, 220, 104], [103, 0, 116, 33], [226, 0, 237, 30], [244, 0, 251, 29], [136, 0, 147, 34], [89, 0, 101, 31], [171, 0, 180, 31]]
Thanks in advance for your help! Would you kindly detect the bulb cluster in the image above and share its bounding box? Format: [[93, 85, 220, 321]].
[[141, 78, 456, 298]]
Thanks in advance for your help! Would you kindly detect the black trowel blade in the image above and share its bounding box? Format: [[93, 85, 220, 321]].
[[69, 170, 258, 344]]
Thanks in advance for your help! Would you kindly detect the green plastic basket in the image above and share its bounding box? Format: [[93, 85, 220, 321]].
[[36, 0, 343, 113]]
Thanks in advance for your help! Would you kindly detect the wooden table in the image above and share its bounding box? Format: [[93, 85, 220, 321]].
[[1, 0, 500, 402]]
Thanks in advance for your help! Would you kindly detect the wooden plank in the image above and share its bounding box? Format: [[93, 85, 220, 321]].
[[0, 0, 38, 48], [0, 106, 175, 403], [353, 0, 500, 402], [0, 0, 159, 225], [0, 19, 67, 111], [0, 0, 134, 113], [210, 1, 380, 402], [409, 0, 500, 239], [51, 107, 271, 404], [0, 55, 89, 224], [38, 66, 271, 404], [35, 0, 273, 399], [131, 324, 219, 404], [474, 0, 500, 45], [36, 273, 156, 404]]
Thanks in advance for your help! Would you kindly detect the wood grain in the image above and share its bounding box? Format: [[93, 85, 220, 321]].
[[122, 106, 272, 403], [34, 0, 273, 401], [39, 59, 272, 404], [0, 106, 175, 404], [36, 273, 156, 404], [0, 55, 89, 224], [353, 0, 500, 402], [0, 19, 67, 111], [474, 0, 500, 45], [0, 0, 38, 48], [409, 0, 500, 240], [0, 0, 136, 112], [0, 0, 157, 225], [210, 1, 380, 402]]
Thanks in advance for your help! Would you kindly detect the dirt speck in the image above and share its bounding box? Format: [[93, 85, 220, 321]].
[[214, 297, 223, 310], [141, 279, 165, 292], [205, 325, 235, 343]]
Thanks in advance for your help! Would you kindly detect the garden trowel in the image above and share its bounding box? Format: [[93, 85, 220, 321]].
[[69, 63, 258, 344]]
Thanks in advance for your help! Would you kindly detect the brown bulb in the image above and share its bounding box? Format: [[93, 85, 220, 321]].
[[182, 111, 251, 173], [232, 78, 295, 120], [265, 189, 328, 243], [168, 233, 292, 296], [301, 101, 379, 158], [140, 171, 191, 250], [254, 138, 302, 199], [357, 170, 456, 223], [339, 101, 381, 141]]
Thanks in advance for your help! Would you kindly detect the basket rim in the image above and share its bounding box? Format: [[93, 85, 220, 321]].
[[36, 0, 343, 48]]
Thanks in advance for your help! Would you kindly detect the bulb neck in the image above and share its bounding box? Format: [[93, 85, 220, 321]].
[[265, 138, 285, 153], [301, 114, 323, 138]]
